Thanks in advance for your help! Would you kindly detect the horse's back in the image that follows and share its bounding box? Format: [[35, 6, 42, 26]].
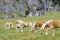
[[47, 20, 60, 27], [35, 20, 46, 27]]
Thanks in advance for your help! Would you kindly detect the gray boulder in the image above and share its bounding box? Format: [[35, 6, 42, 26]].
[[18, 13, 26, 17], [12, 14, 18, 18], [1, 15, 9, 19]]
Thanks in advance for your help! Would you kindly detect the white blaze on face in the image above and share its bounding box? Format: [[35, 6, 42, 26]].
[[41, 20, 52, 30]]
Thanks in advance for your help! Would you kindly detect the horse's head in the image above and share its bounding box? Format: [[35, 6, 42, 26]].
[[40, 22, 47, 34], [40, 20, 52, 34]]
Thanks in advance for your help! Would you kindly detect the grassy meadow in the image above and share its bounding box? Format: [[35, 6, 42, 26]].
[[0, 12, 60, 40]]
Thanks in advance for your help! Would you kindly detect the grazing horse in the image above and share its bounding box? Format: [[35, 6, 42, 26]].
[[31, 20, 46, 32], [40, 20, 60, 36], [16, 20, 32, 32], [5, 22, 13, 29]]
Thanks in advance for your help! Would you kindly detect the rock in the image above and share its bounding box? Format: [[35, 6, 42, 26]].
[[1, 15, 9, 19], [27, 11, 33, 17], [18, 13, 26, 17], [9, 15, 12, 18], [12, 14, 18, 18]]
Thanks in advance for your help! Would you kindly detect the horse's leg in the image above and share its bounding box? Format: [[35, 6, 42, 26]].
[[31, 23, 36, 32], [51, 28, 54, 37], [29, 24, 32, 32], [11, 24, 13, 29], [45, 28, 48, 36], [8, 25, 10, 29], [50, 25, 54, 37], [21, 26, 23, 32], [30, 25, 34, 32]]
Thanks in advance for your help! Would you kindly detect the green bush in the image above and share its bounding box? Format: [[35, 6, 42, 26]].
[[25, 10, 30, 15]]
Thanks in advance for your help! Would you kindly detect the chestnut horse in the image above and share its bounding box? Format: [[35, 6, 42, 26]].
[[40, 20, 60, 36], [31, 20, 46, 32]]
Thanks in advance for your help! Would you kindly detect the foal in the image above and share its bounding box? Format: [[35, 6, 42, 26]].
[[31, 20, 46, 32], [5, 22, 13, 29]]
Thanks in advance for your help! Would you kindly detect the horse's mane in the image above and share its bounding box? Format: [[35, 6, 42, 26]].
[[41, 20, 52, 30]]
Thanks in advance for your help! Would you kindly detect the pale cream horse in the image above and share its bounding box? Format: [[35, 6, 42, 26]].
[[16, 20, 32, 32], [40, 20, 60, 36], [5, 22, 13, 29]]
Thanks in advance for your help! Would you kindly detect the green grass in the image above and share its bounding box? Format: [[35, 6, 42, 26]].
[[0, 12, 60, 40]]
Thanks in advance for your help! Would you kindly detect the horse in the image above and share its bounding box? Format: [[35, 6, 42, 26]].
[[31, 20, 46, 32], [5, 22, 13, 29], [40, 20, 60, 36], [16, 20, 32, 32]]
